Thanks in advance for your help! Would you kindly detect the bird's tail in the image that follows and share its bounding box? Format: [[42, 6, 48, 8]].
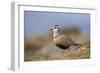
[[71, 44, 81, 49], [74, 44, 81, 46]]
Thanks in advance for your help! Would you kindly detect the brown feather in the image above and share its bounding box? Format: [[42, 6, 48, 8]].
[[54, 39, 70, 50]]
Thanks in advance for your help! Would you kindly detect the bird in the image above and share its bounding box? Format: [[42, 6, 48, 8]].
[[50, 25, 81, 52]]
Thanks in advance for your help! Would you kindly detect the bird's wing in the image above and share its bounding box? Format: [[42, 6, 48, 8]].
[[54, 37, 69, 47], [57, 35, 75, 45]]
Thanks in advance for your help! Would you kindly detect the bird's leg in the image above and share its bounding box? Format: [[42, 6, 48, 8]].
[[61, 49, 65, 54], [63, 50, 65, 53], [68, 48, 70, 52]]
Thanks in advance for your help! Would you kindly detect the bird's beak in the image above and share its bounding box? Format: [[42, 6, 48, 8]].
[[49, 28, 53, 31]]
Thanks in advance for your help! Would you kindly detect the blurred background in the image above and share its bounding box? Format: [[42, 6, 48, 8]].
[[24, 11, 90, 61]]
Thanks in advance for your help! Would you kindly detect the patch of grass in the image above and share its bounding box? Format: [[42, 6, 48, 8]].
[[50, 47, 90, 60], [24, 46, 90, 61]]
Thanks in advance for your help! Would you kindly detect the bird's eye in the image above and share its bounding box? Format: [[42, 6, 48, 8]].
[[54, 27, 57, 28]]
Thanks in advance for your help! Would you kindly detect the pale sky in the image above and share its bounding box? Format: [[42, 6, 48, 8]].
[[24, 11, 90, 37]]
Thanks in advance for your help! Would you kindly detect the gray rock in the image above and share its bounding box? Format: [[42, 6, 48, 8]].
[[36, 44, 63, 56]]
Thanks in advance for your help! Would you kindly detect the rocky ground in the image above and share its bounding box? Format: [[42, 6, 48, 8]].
[[24, 38, 90, 61]]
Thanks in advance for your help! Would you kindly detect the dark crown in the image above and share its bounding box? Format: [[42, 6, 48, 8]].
[[54, 25, 60, 29], [55, 25, 59, 27]]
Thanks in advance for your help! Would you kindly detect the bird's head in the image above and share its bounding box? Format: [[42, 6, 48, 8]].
[[50, 25, 61, 33]]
